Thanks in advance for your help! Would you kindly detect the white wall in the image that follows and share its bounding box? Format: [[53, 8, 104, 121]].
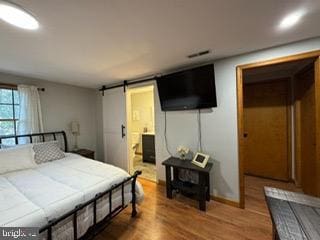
[[95, 93, 105, 161], [97, 37, 320, 202], [154, 37, 320, 202], [0, 72, 101, 159]]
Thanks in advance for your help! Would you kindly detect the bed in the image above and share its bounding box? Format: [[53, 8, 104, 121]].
[[0, 131, 143, 240]]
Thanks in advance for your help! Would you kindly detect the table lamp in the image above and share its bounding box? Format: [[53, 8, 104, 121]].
[[71, 121, 80, 150]]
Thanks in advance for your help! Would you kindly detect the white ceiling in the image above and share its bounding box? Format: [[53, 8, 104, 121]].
[[0, 0, 320, 89]]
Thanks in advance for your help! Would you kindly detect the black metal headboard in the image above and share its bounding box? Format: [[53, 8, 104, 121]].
[[0, 131, 68, 151]]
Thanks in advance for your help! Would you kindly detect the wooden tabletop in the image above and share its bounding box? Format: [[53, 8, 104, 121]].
[[162, 157, 213, 173], [264, 187, 320, 240], [71, 149, 94, 155]]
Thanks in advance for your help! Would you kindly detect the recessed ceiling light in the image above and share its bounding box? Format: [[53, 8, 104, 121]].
[[279, 10, 305, 30], [0, 2, 39, 30]]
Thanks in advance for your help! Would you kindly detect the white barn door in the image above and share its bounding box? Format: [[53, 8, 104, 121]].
[[102, 87, 128, 171]]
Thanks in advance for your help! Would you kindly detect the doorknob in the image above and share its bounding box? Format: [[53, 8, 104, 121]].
[[121, 125, 126, 138]]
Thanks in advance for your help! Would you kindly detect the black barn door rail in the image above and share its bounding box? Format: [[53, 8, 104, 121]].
[[99, 76, 158, 95]]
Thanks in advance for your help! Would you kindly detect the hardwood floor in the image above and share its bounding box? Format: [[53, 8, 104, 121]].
[[97, 178, 272, 240], [244, 175, 302, 216]]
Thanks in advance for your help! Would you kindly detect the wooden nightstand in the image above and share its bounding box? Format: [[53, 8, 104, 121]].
[[71, 149, 95, 160], [162, 157, 213, 211]]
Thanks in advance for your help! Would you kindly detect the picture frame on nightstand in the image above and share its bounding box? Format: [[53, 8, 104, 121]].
[[191, 152, 210, 168]]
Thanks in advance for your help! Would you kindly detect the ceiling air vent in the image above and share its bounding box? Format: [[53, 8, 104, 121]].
[[187, 50, 211, 59]]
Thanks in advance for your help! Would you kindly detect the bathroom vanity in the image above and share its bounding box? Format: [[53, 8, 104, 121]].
[[142, 133, 156, 164]]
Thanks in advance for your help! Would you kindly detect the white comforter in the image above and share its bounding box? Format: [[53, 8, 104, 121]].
[[0, 153, 144, 239]]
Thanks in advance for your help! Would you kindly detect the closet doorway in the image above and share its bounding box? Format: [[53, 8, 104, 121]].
[[126, 85, 157, 182], [237, 51, 320, 210], [243, 79, 290, 182]]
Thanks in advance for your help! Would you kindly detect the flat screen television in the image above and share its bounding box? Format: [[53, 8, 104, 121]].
[[156, 64, 217, 111]]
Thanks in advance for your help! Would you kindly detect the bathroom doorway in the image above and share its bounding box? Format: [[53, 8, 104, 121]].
[[126, 85, 156, 182]]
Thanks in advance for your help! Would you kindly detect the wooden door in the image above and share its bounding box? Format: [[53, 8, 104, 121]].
[[102, 88, 128, 171], [244, 80, 289, 181], [315, 57, 320, 197], [295, 60, 320, 196]]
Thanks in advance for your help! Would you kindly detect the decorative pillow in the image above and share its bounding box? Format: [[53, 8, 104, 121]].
[[0, 144, 36, 174], [33, 141, 65, 164]]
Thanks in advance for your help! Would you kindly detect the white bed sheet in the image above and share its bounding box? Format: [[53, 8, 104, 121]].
[[0, 176, 47, 227], [0, 153, 144, 240], [4, 169, 84, 221], [37, 153, 132, 201]]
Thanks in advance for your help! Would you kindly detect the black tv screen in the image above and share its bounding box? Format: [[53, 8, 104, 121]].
[[156, 64, 217, 111]]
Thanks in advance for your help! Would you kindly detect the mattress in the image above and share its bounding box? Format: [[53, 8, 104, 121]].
[[0, 153, 144, 239]]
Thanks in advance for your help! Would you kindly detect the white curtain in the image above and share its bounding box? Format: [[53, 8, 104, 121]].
[[17, 85, 43, 135]]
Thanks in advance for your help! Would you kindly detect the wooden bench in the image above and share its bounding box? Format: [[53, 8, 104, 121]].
[[264, 187, 320, 240]]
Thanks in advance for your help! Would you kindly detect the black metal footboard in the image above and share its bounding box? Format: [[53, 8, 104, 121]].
[[39, 170, 142, 240]]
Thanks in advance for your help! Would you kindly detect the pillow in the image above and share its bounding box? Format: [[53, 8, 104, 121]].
[[33, 141, 65, 164], [0, 144, 36, 174]]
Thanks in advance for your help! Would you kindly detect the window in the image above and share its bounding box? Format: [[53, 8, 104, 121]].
[[0, 85, 19, 143]]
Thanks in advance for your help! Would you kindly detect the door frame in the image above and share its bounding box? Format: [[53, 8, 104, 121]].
[[237, 50, 320, 209], [125, 84, 157, 179]]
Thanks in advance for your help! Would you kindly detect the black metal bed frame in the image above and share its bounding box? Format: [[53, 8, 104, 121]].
[[0, 131, 142, 240], [40, 170, 141, 240], [0, 131, 68, 151]]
